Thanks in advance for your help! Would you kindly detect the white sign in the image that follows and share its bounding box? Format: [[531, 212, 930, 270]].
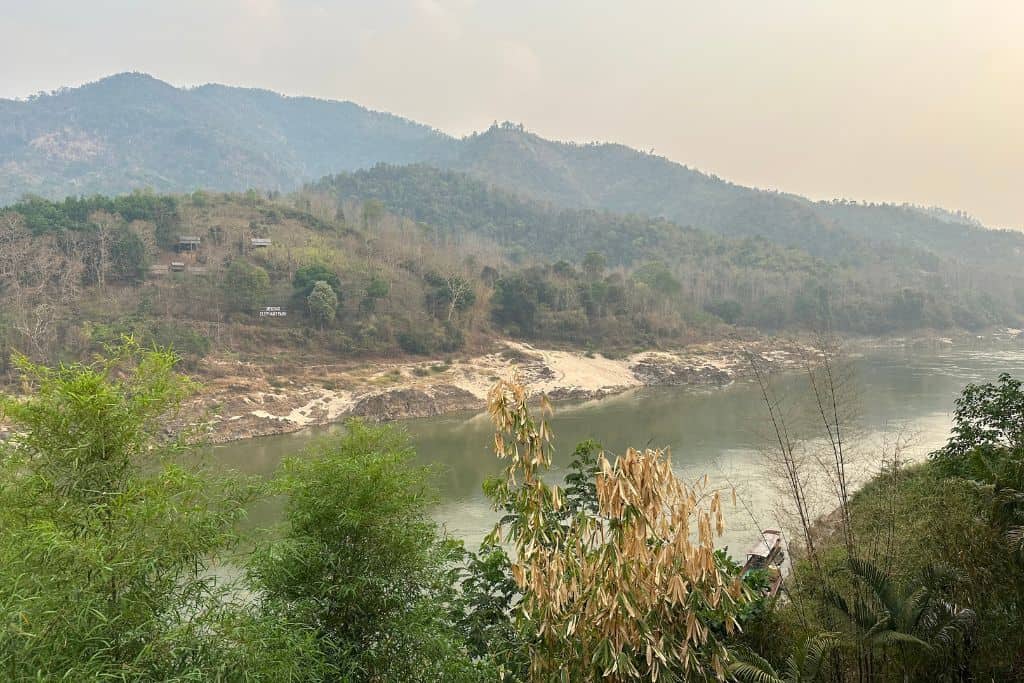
[[259, 307, 288, 318]]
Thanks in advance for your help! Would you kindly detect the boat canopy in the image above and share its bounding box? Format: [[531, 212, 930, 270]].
[[745, 529, 783, 560]]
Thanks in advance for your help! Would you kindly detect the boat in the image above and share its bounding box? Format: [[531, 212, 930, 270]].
[[741, 529, 787, 597]]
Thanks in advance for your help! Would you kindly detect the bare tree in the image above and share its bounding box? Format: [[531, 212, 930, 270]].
[[1, 230, 84, 361], [750, 351, 823, 573], [0, 213, 31, 282], [88, 210, 118, 290], [803, 333, 862, 558], [443, 273, 474, 322]]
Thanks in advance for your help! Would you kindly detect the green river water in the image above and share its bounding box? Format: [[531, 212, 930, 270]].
[[210, 342, 1024, 554]]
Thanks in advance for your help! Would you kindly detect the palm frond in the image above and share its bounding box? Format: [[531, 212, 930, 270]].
[[728, 661, 785, 683], [848, 557, 898, 614], [799, 632, 842, 681], [866, 629, 931, 650]]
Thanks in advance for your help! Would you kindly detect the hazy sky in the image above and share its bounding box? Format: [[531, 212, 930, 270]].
[[3, 1, 1022, 228]]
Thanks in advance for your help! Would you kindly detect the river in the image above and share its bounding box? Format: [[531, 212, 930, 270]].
[[209, 341, 1024, 554]]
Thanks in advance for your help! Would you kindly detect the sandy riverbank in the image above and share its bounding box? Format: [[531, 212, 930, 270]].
[[181, 337, 818, 444]]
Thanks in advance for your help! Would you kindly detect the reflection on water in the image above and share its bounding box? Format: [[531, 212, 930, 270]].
[[210, 342, 1024, 553]]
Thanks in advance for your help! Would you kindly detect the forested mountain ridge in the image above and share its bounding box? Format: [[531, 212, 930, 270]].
[[309, 163, 823, 271], [441, 124, 1024, 268], [306, 164, 1024, 333], [0, 73, 450, 202], [4, 73, 1021, 273]]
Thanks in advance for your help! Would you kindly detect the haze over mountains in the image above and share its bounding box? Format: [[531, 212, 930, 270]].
[[4, 72, 1019, 269]]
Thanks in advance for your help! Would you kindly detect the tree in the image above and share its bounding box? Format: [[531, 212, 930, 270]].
[[306, 279, 338, 329], [361, 275, 390, 313], [633, 261, 681, 296], [292, 263, 341, 299], [890, 288, 925, 326], [425, 271, 476, 322], [582, 251, 606, 280], [247, 421, 490, 681], [223, 260, 270, 313], [823, 558, 974, 682], [362, 199, 385, 229], [0, 222, 83, 360], [455, 543, 530, 679], [485, 378, 751, 680], [932, 373, 1024, 474], [491, 274, 540, 336], [963, 448, 1024, 558], [0, 213, 30, 285], [86, 209, 118, 289], [731, 634, 841, 683], [110, 225, 150, 281], [704, 299, 743, 324], [0, 342, 308, 679]]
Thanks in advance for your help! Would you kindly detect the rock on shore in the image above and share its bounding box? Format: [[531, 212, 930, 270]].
[[189, 338, 816, 443]]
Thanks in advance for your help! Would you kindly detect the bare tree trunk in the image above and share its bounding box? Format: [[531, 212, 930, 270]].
[[749, 352, 822, 574]]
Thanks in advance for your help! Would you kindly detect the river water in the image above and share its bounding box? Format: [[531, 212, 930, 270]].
[[210, 342, 1024, 554]]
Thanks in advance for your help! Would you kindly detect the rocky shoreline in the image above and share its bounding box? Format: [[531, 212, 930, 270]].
[[183, 338, 819, 444]]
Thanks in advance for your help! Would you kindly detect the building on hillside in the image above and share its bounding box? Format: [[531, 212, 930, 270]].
[[170, 261, 186, 272], [177, 236, 201, 252]]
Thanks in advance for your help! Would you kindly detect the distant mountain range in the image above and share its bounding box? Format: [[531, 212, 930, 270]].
[[2, 72, 1021, 269], [0, 73, 450, 201]]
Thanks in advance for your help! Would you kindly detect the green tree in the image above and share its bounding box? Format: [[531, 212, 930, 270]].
[[361, 275, 390, 313], [293, 263, 342, 299], [110, 225, 150, 281], [582, 251, 606, 280], [307, 279, 338, 329], [730, 634, 841, 683], [704, 299, 743, 324], [890, 288, 926, 326], [223, 259, 270, 313], [932, 373, 1024, 473], [248, 421, 490, 681], [823, 559, 974, 682], [425, 271, 476, 322], [0, 342, 313, 679], [491, 274, 540, 336], [362, 199, 385, 229], [633, 261, 681, 296]]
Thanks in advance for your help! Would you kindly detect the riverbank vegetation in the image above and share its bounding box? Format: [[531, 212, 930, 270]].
[[2, 342, 1022, 680], [4, 176, 1022, 387], [731, 359, 1024, 681]]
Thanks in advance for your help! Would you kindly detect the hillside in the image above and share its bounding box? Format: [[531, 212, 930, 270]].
[[308, 163, 822, 271], [6, 177, 1017, 394], [442, 124, 1024, 269], [0, 73, 451, 201], [305, 164, 1024, 333], [0, 188, 763, 377]]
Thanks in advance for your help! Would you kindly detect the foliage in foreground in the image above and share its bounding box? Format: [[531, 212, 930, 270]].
[[0, 342, 319, 680], [742, 371, 1024, 681], [484, 377, 759, 681], [3, 342, 1024, 682], [247, 420, 491, 682]]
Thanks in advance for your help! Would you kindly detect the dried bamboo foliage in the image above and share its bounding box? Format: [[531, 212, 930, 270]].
[[487, 376, 747, 682]]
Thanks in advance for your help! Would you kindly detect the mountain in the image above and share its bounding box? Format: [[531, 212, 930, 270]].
[[309, 163, 824, 272], [3, 73, 1021, 272], [440, 124, 1024, 268], [306, 164, 1023, 333], [0, 72, 451, 201]]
